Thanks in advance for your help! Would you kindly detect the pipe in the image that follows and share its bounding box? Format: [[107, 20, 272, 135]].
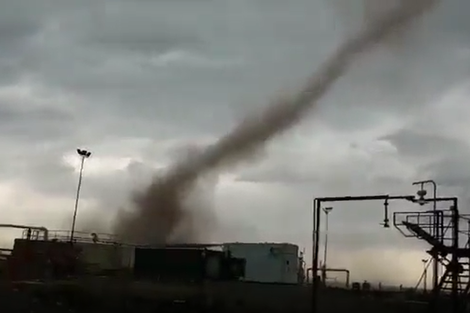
[[312, 194, 417, 313], [306, 267, 350, 288], [0, 224, 49, 241], [312, 198, 321, 312], [450, 198, 459, 313], [307, 267, 313, 283]]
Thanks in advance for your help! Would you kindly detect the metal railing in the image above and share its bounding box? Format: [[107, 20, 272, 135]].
[[21, 229, 120, 245]]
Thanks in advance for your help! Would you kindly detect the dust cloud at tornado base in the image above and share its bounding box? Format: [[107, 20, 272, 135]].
[[112, 0, 439, 246]]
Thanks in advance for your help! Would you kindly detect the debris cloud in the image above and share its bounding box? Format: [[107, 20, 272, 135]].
[[113, 0, 438, 245]]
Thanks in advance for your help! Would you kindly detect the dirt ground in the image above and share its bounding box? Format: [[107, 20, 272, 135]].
[[0, 278, 443, 313]]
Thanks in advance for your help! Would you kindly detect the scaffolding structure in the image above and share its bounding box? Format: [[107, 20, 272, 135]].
[[311, 186, 470, 313], [394, 205, 470, 312]]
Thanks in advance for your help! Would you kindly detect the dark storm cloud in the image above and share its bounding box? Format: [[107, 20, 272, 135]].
[[0, 96, 77, 186], [0, 1, 44, 47], [4, 0, 336, 135], [0, 104, 75, 142], [315, 0, 470, 131], [3, 0, 467, 138], [430, 0, 470, 39], [236, 166, 321, 184], [423, 155, 470, 188], [420, 154, 470, 214], [382, 128, 468, 158]]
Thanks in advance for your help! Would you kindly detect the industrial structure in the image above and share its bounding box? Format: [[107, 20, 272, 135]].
[[312, 181, 470, 313], [0, 228, 314, 311], [4, 230, 306, 284], [1, 181, 469, 312]]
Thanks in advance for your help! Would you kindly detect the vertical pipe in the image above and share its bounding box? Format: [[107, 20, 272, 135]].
[[322, 209, 329, 285], [423, 264, 427, 293], [413, 180, 439, 291], [451, 199, 459, 313], [430, 181, 438, 292], [311, 198, 316, 312], [312, 199, 321, 313], [312, 199, 316, 283], [322, 212, 329, 284], [430, 209, 444, 312], [70, 156, 85, 242]]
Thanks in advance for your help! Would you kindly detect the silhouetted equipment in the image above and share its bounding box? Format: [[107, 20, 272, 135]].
[[394, 197, 470, 313], [312, 188, 470, 313], [312, 194, 416, 313], [5, 233, 247, 283], [352, 282, 360, 291], [0, 224, 49, 241], [362, 281, 371, 291], [298, 251, 306, 283], [413, 180, 439, 292], [348, 281, 375, 294], [91, 233, 99, 243], [307, 267, 350, 288], [381, 198, 390, 228]]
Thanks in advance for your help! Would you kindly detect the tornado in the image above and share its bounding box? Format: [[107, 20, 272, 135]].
[[113, 0, 438, 245]]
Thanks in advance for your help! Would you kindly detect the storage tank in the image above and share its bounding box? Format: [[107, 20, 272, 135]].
[[223, 242, 300, 284]]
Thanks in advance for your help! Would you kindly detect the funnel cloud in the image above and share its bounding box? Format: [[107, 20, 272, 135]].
[[113, 0, 438, 245]]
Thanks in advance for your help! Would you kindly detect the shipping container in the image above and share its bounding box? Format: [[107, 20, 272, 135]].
[[223, 242, 300, 284], [132, 247, 243, 282], [133, 248, 207, 282]]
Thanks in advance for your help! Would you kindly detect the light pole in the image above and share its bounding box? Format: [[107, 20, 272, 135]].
[[422, 258, 428, 293], [322, 206, 333, 284], [412, 180, 438, 290], [70, 148, 91, 242]]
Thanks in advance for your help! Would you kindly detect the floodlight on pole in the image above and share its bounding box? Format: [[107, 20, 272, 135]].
[[70, 148, 92, 242], [412, 180, 439, 291]]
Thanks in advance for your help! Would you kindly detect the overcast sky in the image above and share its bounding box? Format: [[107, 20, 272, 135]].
[[1, 0, 469, 285]]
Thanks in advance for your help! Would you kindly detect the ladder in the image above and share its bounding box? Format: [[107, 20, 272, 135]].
[[394, 210, 470, 312]]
